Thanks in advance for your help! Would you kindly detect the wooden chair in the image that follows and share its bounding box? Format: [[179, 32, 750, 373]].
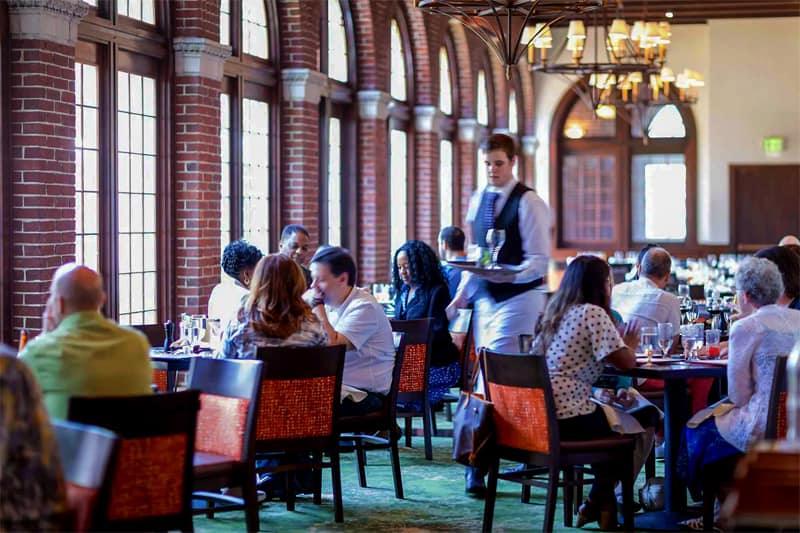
[[187, 358, 264, 532], [132, 323, 164, 347], [151, 360, 170, 392], [481, 351, 636, 533], [52, 420, 119, 532], [254, 344, 346, 523], [391, 318, 435, 460], [338, 333, 407, 499], [701, 354, 789, 530], [67, 390, 201, 533], [441, 308, 473, 422]]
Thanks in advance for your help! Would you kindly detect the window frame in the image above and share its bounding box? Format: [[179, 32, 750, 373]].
[[550, 87, 698, 253], [77, 3, 173, 325], [438, 37, 459, 227], [0, 5, 9, 342]]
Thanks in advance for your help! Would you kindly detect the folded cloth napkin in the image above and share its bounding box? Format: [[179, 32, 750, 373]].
[[341, 384, 368, 403], [687, 398, 735, 428]]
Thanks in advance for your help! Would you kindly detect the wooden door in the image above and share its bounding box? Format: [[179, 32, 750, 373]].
[[730, 164, 800, 252]]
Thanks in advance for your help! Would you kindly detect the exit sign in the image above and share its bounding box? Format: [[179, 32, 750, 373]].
[[763, 136, 785, 155]]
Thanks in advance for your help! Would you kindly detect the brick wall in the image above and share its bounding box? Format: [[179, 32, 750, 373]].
[[9, 39, 78, 338]]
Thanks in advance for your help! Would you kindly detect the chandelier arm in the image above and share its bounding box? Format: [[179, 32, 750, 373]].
[[486, 1, 511, 67], [427, 5, 509, 70]]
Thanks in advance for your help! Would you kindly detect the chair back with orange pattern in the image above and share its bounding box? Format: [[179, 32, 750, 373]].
[[188, 358, 264, 463], [254, 344, 345, 452], [482, 351, 560, 464], [766, 355, 788, 440], [67, 390, 200, 532], [53, 420, 119, 533], [449, 308, 473, 390], [151, 360, 169, 392], [390, 318, 433, 403]]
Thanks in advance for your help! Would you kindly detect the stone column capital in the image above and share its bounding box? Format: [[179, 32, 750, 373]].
[[282, 68, 330, 104], [521, 135, 539, 156], [173, 37, 231, 81], [8, 0, 90, 46], [458, 118, 480, 143], [357, 90, 393, 120], [414, 105, 442, 134]]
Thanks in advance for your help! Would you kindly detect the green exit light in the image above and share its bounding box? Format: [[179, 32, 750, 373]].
[[763, 136, 784, 155]]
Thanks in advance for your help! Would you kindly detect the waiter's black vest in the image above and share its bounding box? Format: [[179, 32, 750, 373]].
[[472, 182, 543, 303]]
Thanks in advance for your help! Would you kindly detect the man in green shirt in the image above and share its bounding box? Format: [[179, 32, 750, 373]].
[[19, 263, 152, 419]]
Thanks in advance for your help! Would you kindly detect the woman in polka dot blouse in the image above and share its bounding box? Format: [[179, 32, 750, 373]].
[[530, 255, 641, 529]]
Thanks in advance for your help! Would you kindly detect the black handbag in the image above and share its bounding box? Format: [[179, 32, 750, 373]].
[[452, 349, 495, 469]]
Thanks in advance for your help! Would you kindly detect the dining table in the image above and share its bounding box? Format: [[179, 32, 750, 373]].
[[149, 348, 204, 391], [604, 358, 728, 528]]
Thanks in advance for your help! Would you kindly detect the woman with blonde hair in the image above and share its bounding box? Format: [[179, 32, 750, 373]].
[[221, 254, 326, 359]]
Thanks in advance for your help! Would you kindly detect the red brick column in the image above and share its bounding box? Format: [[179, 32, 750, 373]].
[[7, 0, 88, 338], [356, 90, 392, 284], [457, 118, 479, 230], [413, 105, 442, 247], [172, 32, 230, 315], [521, 135, 539, 188]]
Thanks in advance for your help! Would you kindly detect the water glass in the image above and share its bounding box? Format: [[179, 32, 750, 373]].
[[657, 322, 674, 356], [679, 324, 694, 362], [705, 329, 721, 358], [690, 323, 705, 360], [485, 229, 506, 268], [191, 315, 207, 348], [640, 326, 658, 364], [678, 284, 690, 300]]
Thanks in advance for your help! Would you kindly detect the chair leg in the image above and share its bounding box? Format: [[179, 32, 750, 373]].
[[423, 399, 433, 461], [205, 499, 215, 519], [404, 417, 413, 448], [312, 451, 322, 505], [330, 449, 344, 523], [543, 465, 559, 533], [575, 468, 584, 514], [621, 457, 635, 532], [356, 440, 368, 488], [702, 479, 716, 532], [482, 458, 500, 533], [430, 403, 439, 435], [563, 467, 575, 528], [244, 474, 260, 533], [445, 401, 452, 421], [390, 439, 404, 499], [285, 470, 296, 512], [645, 446, 656, 480]]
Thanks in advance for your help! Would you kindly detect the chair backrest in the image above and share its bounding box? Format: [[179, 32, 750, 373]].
[[53, 420, 119, 532], [151, 360, 169, 392], [766, 355, 788, 440], [67, 390, 200, 532], [132, 324, 164, 347], [254, 344, 345, 452], [482, 350, 560, 461], [187, 357, 264, 462], [390, 318, 434, 402]]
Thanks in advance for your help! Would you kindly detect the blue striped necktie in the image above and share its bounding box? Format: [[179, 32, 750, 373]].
[[483, 191, 499, 230]]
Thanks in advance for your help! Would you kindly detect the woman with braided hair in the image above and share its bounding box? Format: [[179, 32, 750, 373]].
[[392, 240, 460, 405]]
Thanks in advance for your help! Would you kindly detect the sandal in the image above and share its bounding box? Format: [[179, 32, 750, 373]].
[[678, 517, 722, 532]]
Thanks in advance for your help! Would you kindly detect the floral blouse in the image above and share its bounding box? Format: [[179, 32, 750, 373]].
[[221, 310, 328, 359]]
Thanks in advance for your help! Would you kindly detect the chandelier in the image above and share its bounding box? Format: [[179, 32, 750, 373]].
[[414, 0, 606, 79]]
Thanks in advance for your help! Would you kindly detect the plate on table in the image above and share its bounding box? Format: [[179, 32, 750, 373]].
[[691, 359, 728, 366], [635, 355, 678, 364], [446, 260, 524, 274]]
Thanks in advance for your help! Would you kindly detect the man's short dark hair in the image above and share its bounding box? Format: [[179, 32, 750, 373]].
[[636, 243, 659, 266], [439, 226, 465, 252], [310, 246, 357, 287], [641, 247, 672, 279], [756, 245, 800, 299], [280, 224, 310, 242], [221, 240, 263, 280], [485, 133, 516, 160]]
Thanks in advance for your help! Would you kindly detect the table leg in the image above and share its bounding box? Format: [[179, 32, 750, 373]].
[[663, 378, 689, 512]]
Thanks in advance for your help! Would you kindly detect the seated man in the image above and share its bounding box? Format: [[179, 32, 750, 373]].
[[438, 225, 468, 298], [612, 247, 681, 334], [1, 347, 67, 531], [278, 224, 313, 288], [303, 247, 395, 417], [208, 240, 263, 329], [19, 264, 152, 419]]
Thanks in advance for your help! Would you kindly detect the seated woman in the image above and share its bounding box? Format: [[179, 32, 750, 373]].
[[221, 254, 327, 359], [392, 240, 461, 406], [679, 257, 800, 526], [530, 255, 643, 530]]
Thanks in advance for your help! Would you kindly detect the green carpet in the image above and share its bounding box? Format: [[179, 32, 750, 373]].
[[194, 413, 662, 532]]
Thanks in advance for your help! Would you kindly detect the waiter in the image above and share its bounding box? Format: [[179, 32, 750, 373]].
[[447, 133, 551, 496]]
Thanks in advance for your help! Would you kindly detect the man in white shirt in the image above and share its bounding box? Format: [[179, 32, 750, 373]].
[[208, 240, 263, 329], [447, 133, 551, 497], [303, 246, 395, 417], [612, 247, 681, 334]]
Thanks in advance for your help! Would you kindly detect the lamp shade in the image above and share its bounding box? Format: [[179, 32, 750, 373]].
[[660, 66, 675, 82], [643, 22, 660, 47], [567, 19, 586, 50], [532, 23, 553, 48], [658, 21, 671, 44], [630, 20, 645, 44], [609, 19, 629, 40]]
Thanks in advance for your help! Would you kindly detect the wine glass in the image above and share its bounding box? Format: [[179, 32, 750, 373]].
[[485, 229, 506, 269], [190, 315, 206, 350], [679, 324, 694, 363], [657, 322, 674, 357], [640, 326, 658, 365], [678, 284, 690, 301], [690, 323, 705, 360]]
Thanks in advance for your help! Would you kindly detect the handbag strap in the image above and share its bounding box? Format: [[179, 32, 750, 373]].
[[466, 347, 483, 393]]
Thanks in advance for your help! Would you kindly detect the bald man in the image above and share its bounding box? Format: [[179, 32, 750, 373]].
[[779, 234, 800, 247], [19, 263, 152, 419]]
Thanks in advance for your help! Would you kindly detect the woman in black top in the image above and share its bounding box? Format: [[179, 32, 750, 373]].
[[392, 240, 461, 405]]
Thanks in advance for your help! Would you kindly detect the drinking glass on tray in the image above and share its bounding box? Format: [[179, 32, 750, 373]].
[[640, 326, 658, 365]]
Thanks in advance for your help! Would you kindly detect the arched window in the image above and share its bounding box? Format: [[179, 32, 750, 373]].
[[219, 1, 278, 255], [439, 46, 452, 115], [439, 42, 457, 229], [476, 69, 488, 126], [389, 16, 412, 257], [552, 90, 696, 250], [220, 0, 231, 46], [508, 88, 519, 135], [75, 4, 171, 325], [321, 0, 356, 248]]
